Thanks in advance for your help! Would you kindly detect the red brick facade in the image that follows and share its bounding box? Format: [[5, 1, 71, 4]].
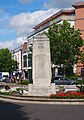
[[73, 2, 84, 75]]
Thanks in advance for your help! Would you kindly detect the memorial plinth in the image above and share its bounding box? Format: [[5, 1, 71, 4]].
[[28, 33, 56, 96]]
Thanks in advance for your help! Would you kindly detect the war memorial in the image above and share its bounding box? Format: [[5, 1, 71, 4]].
[[28, 33, 56, 96]]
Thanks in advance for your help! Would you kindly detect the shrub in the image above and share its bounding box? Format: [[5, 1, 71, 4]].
[[77, 80, 84, 84], [16, 88, 23, 91], [0, 91, 10, 95], [67, 75, 78, 80], [10, 90, 19, 95], [20, 80, 30, 85]]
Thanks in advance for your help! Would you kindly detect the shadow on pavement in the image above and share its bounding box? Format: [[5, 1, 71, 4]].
[[0, 101, 29, 120]]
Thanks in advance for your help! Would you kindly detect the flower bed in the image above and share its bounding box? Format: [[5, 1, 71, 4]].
[[50, 91, 84, 99]]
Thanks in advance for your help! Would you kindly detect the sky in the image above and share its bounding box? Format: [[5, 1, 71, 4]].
[[0, 0, 84, 50]]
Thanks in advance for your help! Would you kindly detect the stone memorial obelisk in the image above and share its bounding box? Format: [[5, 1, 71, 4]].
[[28, 32, 55, 96]]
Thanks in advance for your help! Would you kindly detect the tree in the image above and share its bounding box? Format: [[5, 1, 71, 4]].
[[46, 21, 83, 75], [0, 48, 17, 72]]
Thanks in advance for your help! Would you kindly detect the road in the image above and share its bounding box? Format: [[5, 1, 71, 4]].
[[0, 101, 84, 120]]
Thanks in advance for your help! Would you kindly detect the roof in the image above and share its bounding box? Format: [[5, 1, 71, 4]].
[[72, 2, 84, 8], [33, 9, 75, 30]]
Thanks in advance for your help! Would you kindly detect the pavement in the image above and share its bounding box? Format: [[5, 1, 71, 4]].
[[0, 81, 24, 87]]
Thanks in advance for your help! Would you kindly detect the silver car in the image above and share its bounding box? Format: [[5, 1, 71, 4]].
[[52, 75, 77, 85]]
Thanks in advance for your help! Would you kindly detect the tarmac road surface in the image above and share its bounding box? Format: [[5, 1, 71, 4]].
[[0, 101, 84, 120]]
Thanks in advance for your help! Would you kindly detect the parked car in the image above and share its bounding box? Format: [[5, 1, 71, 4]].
[[52, 75, 77, 85]]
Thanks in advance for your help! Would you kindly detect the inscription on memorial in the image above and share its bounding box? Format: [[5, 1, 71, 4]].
[[37, 41, 45, 52], [35, 54, 47, 78], [38, 41, 44, 49]]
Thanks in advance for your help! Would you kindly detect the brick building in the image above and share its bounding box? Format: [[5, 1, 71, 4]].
[[73, 2, 84, 76]]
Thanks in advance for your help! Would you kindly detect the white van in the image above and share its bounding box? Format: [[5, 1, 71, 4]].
[[0, 72, 9, 81]]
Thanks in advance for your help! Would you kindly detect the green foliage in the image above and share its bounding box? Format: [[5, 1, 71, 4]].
[[0, 48, 18, 72], [0, 91, 10, 95], [67, 75, 78, 80], [77, 79, 84, 84], [46, 21, 83, 69], [10, 90, 19, 96], [16, 88, 23, 91], [79, 48, 84, 65], [20, 80, 30, 85]]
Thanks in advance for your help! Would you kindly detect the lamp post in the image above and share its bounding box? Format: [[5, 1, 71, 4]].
[[11, 66, 14, 79]]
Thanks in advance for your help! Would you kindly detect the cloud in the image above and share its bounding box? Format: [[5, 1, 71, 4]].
[[10, 8, 59, 37], [0, 8, 60, 50], [16, 37, 27, 45], [1, 0, 84, 51], [0, 37, 27, 50], [0, 9, 9, 21], [6, 8, 59, 50], [0, 41, 15, 50], [18, 0, 33, 4], [44, 0, 84, 9]]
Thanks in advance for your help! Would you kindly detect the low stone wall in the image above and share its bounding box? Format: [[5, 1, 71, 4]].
[[55, 85, 78, 93], [0, 94, 84, 105]]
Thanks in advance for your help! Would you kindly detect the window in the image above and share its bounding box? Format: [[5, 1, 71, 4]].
[[23, 55, 27, 67], [28, 54, 32, 67]]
